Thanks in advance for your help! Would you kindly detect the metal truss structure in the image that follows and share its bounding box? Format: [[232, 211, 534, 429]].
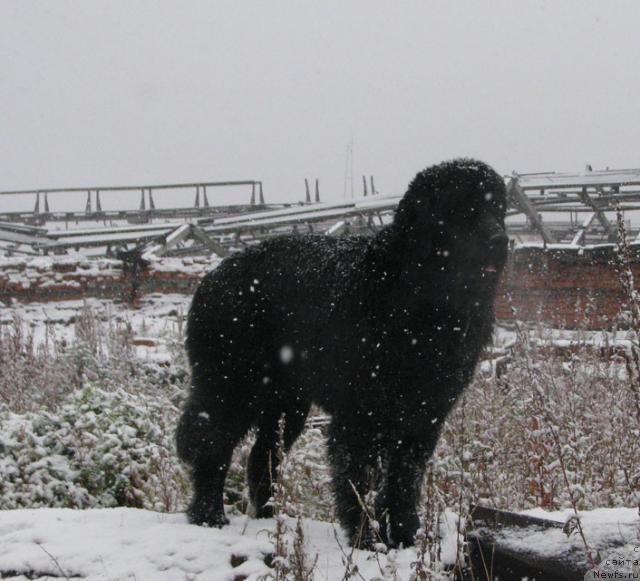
[[1, 167, 639, 258]]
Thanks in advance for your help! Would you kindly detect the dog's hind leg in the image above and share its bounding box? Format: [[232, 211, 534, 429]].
[[176, 397, 250, 527], [247, 404, 309, 518]]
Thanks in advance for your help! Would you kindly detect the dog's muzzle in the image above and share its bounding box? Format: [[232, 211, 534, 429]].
[[482, 232, 508, 275]]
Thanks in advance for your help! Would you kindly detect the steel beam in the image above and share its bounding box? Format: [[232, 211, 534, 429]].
[[506, 177, 555, 243]]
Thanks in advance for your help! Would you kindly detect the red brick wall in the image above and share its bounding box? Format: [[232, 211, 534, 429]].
[[0, 257, 210, 305], [495, 246, 632, 327], [1, 247, 635, 328]]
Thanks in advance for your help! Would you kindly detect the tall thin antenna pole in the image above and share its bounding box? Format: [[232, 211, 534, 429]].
[[350, 138, 354, 199], [343, 138, 354, 200]]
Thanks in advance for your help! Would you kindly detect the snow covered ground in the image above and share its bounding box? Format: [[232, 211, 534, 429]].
[[0, 508, 459, 580], [1, 293, 191, 362], [1, 507, 637, 580]]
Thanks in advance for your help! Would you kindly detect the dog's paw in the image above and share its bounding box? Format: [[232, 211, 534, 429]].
[[187, 498, 229, 527], [188, 510, 230, 528]]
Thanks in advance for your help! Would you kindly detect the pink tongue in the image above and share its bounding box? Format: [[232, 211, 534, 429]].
[[484, 265, 497, 273]]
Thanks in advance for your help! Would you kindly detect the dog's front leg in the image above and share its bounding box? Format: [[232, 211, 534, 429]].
[[327, 420, 385, 549], [385, 438, 434, 547]]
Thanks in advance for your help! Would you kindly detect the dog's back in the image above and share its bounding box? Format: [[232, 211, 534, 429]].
[[186, 234, 370, 408]]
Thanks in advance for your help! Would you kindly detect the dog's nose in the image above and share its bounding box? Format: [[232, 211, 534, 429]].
[[489, 232, 509, 249]]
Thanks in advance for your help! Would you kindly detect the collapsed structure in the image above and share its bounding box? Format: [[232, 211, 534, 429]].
[[1, 167, 640, 327]]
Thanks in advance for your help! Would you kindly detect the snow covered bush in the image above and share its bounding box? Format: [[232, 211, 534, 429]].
[[0, 384, 190, 511], [431, 324, 640, 513], [0, 302, 337, 520], [1, 304, 144, 412], [279, 421, 334, 521], [3, 304, 640, 520]]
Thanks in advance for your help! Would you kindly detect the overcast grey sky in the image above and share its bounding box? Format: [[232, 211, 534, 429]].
[[2, 1, 640, 211]]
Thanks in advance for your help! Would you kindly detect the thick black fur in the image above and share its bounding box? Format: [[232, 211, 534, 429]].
[[176, 159, 508, 548]]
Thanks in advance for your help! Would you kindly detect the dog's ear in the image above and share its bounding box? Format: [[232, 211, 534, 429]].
[[389, 172, 440, 267], [394, 172, 437, 233], [392, 168, 440, 258]]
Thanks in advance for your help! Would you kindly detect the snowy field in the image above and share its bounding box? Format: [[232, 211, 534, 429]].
[[0, 508, 462, 580], [1, 293, 640, 579], [0, 293, 191, 363], [0, 506, 638, 579]]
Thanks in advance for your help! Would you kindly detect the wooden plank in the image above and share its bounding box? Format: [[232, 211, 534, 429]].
[[467, 506, 639, 581], [468, 506, 575, 580], [471, 505, 563, 531]]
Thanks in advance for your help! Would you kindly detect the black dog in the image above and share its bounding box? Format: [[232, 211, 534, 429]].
[[176, 159, 508, 548]]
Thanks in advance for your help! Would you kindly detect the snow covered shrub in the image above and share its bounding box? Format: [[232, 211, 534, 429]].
[[0, 305, 142, 412], [0, 384, 190, 511], [0, 313, 74, 412], [224, 416, 333, 520], [280, 419, 333, 521], [431, 323, 640, 513]]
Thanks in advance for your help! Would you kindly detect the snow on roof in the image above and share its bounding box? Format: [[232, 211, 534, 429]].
[[516, 169, 640, 190]]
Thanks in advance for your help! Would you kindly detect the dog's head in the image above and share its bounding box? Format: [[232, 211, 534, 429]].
[[394, 158, 508, 293]]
